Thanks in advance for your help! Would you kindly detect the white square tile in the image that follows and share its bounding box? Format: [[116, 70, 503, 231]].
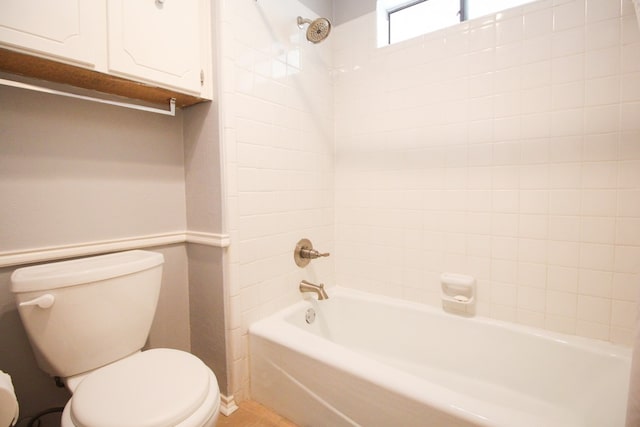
[[622, 13, 640, 44], [545, 314, 577, 334], [586, 0, 621, 23], [585, 47, 621, 79], [519, 238, 548, 263], [581, 189, 617, 216], [549, 215, 581, 240], [518, 286, 547, 311], [549, 190, 582, 215], [497, 17, 524, 45], [522, 86, 552, 113], [522, 113, 552, 139], [549, 135, 583, 162], [551, 108, 584, 136], [621, 72, 640, 102], [492, 190, 520, 212], [614, 245, 640, 273], [491, 280, 518, 305], [575, 319, 610, 340], [522, 34, 553, 63], [518, 262, 548, 287], [577, 295, 611, 323], [546, 290, 578, 316], [552, 27, 586, 57], [616, 217, 640, 245], [618, 189, 640, 216], [522, 60, 553, 88], [581, 162, 618, 188], [492, 236, 519, 259], [586, 18, 621, 50], [520, 164, 550, 189], [548, 265, 579, 292], [580, 216, 616, 243], [493, 141, 522, 165], [525, 7, 554, 38], [517, 309, 546, 328], [622, 42, 640, 73], [611, 300, 638, 327], [519, 214, 549, 238], [491, 213, 520, 236], [552, 164, 582, 189], [579, 242, 615, 270], [552, 53, 585, 83], [492, 166, 520, 189], [585, 105, 620, 134], [552, 81, 585, 110], [585, 76, 620, 106], [612, 272, 640, 301], [553, 0, 586, 31], [578, 268, 613, 297], [520, 189, 549, 213], [583, 133, 619, 161], [548, 240, 581, 266], [621, 102, 640, 131]]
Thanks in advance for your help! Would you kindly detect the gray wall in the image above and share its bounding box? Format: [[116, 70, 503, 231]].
[[0, 85, 217, 424], [299, 0, 375, 25], [0, 85, 187, 252], [332, 0, 375, 25], [183, 100, 228, 395]]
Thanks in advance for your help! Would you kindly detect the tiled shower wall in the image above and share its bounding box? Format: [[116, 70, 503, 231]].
[[333, 0, 640, 345], [217, 0, 334, 400]]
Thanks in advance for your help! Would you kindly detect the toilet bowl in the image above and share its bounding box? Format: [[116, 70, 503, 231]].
[[10, 250, 221, 427], [60, 349, 220, 427]]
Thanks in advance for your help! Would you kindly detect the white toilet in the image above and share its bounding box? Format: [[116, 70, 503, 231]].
[[10, 250, 220, 427]]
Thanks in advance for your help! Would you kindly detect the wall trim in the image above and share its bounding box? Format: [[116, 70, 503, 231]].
[[0, 231, 230, 268], [219, 394, 239, 416], [186, 231, 231, 248]]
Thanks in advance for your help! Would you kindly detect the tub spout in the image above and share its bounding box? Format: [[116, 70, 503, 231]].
[[299, 280, 329, 300]]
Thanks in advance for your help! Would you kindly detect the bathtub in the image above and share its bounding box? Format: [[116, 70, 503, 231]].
[[249, 287, 631, 427]]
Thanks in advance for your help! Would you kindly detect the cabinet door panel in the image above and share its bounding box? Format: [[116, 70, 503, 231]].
[[108, 0, 202, 94], [0, 0, 104, 67]]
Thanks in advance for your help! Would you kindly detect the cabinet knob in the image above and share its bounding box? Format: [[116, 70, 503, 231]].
[[155, 0, 165, 6]]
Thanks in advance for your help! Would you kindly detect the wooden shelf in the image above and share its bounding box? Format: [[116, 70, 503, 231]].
[[0, 48, 208, 108]]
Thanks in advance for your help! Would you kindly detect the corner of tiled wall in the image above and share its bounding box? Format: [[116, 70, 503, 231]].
[[217, 0, 335, 401]]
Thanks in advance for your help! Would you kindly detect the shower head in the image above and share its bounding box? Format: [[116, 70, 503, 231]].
[[297, 16, 331, 44]]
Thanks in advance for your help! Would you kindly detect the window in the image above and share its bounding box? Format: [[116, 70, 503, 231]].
[[378, 0, 536, 46]]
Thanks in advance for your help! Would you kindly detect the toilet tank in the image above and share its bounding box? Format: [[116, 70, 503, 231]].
[[11, 250, 164, 378]]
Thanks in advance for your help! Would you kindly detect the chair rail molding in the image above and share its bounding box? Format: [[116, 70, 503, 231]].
[[0, 231, 230, 267]]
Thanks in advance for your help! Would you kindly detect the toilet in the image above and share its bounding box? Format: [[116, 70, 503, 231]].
[[10, 250, 220, 427]]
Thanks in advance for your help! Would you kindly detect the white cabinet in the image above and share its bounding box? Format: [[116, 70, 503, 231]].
[[0, 0, 212, 100], [0, 0, 106, 68], [107, 0, 209, 96], [107, 0, 206, 95]]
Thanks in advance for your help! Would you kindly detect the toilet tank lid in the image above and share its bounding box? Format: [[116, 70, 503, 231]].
[[11, 250, 164, 293]]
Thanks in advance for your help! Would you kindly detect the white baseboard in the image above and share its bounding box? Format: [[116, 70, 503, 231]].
[[219, 394, 239, 416]]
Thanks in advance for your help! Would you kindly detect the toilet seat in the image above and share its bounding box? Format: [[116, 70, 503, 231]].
[[60, 349, 220, 427]]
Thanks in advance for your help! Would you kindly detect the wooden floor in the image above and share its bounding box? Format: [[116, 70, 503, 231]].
[[217, 400, 298, 427]]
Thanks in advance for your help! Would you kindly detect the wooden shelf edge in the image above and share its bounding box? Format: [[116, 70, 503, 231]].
[[0, 48, 208, 109]]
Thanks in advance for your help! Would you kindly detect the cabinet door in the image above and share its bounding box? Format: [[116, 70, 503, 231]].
[[107, 0, 204, 95], [0, 0, 105, 68]]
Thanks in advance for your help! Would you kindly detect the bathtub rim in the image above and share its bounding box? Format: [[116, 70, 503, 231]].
[[251, 286, 631, 360]]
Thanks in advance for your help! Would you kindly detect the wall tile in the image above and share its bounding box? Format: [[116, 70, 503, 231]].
[[331, 0, 640, 346]]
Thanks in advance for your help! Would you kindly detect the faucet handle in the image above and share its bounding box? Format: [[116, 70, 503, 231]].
[[300, 248, 330, 259], [294, 238, 330, 267]]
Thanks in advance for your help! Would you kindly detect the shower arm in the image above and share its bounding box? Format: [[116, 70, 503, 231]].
[[297, 16, 313, 28]]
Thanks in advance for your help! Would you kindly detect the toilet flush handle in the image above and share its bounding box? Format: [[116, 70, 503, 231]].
[[19, 294, 55, 309]]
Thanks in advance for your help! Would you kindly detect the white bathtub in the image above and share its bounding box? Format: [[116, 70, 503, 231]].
[[249, 287, 631, 427]]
